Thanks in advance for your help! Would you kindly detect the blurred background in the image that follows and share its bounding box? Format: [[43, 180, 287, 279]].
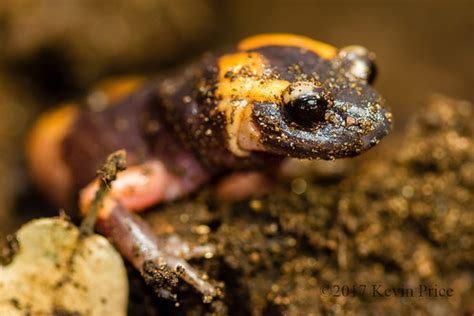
[[0, 0, 472, 235]]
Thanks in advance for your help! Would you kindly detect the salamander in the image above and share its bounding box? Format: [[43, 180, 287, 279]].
[[27, 34, 392, 301]]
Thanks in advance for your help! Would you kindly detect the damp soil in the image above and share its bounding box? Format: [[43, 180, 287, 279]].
[[120, 94, 473, 315]]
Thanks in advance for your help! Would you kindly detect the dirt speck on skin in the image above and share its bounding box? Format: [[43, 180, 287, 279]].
[[140, 95, 473, 315], [142, 260, 180, 297]]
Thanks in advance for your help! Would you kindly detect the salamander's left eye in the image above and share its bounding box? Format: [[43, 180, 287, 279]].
[[282, 82, 330, 128], [337, 45, 377, 84]]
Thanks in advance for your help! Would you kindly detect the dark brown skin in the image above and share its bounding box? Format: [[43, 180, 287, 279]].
[[61, 36, 392, 189], [27, 34, 392, 301]]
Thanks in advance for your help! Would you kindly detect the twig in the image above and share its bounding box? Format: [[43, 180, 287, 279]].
[[79, 150, 127, 237]]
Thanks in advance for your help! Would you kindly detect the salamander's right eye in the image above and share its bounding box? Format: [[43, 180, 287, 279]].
[[337, 45, 377, 84], [282, 82, 330, 128]]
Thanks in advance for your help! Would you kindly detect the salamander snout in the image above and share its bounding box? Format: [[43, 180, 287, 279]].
[[282, 82, 331, 128], [248, 84, 392, 160], [243, 74, 392, 160]]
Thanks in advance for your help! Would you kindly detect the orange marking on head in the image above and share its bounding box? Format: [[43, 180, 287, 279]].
[[238, 34, 337, 60], [218, 52, 266, 78], [217, 52, 290, 103], [216, 52, 290, 156]]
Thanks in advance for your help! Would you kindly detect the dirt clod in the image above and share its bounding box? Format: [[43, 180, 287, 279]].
[[142, 260, 180, 300]]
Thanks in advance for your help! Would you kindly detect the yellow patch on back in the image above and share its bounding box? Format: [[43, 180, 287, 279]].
[[216, 52, 290, 156], [238, 33, 337, 60], [95, 76, 146, 103], [217, 52, 290, 103]]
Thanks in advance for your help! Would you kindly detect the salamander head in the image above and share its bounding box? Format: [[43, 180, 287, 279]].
[[213, 34, 392, 160]]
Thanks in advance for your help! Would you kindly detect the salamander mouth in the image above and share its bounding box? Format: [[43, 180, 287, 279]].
[[248, 99, 392, 159]]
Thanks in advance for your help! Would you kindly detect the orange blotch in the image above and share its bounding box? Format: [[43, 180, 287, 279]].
[[95, 76, 146, 103], [27, 104, 79, 205], [217, 52, 289, 103], [238, 33, 337, 60]]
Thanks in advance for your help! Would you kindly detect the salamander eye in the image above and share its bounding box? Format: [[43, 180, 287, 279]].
[[337, 45, 377, 84], [282, 82, 329, 128]]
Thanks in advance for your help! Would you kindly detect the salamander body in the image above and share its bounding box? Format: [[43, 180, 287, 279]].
[[27, 34, 392, 300]]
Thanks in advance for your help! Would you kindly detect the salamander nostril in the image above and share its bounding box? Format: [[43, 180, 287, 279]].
[[283, 95, 327, 128]]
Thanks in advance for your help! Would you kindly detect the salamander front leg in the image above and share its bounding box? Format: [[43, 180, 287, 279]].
[[79, 152, 217, 301], [96, 200, 217, 301]]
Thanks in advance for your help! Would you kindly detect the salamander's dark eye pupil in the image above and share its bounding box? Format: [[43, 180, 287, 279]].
[[284, 95, 327, 128]]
